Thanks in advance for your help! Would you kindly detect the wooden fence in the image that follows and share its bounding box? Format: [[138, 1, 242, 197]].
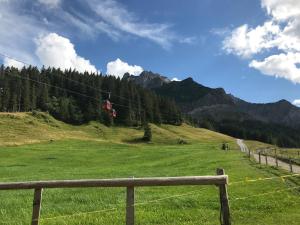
[[0, 168, 230, 225], [257, 151, 297, 173]]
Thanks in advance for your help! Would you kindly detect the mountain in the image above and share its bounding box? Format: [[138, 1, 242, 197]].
[[124, 71, 171, 89], [125, 71, 300, 147]]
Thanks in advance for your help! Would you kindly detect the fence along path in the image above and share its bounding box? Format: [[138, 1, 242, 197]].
[[0, 169, 231, 225], [236, 139, 300, 173], [253, 153, 300, 173]]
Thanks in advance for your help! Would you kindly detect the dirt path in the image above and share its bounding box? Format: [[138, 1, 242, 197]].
[[237, 139, 300, 174]]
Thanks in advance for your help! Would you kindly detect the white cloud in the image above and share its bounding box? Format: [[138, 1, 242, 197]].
[[250, 52, 300, 83], [0, 0, 191, 73], [171, 77, 181, 81], [35, 33, 99, 73], [293, 99, 300, 107], [179, 37, 197, 44], [88, 0, 190, 49], [223, 22, 280, 58], [223, 0, 300, 83], [211, 27, 231, 36], [0, 2, 42, 66], [38, 0, 60, 8], [261, 0, 300, 21], [3, 57, 25, 69], [106, 58, 143, 78]]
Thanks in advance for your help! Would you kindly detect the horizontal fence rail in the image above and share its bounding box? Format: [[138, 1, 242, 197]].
[[0, 175, 228, 190], [0, 169, 230, 225]]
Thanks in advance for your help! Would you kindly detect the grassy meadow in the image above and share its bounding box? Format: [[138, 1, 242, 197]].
[[0, 112, 299, 224]]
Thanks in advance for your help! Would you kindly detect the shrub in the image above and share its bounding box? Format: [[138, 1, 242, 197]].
[[143, 123, 152, 142]]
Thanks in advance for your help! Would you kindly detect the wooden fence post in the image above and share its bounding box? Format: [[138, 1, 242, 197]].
[[258, 152, 261, 164], [265, 154, 268, 166], [289, 158, 293, 173], [31, 188, 43, 225], [217, 168, 231, 225], [126, 186, 135, 225]]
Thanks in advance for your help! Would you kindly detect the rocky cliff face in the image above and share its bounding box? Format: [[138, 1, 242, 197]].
[[124, 71, 171, 89]]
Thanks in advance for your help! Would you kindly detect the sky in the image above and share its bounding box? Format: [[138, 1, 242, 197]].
[[1, 0, 300, 105]]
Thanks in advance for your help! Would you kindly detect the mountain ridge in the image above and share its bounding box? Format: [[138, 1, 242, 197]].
[[124, 71, 300, 147]]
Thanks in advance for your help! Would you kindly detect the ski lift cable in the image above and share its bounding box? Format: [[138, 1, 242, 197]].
[[0, 52, 156, 110], [2, 68, 179, 120], [0, 53, 182, 121]]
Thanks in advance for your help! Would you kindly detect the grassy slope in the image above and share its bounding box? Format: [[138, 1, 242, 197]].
[[0, 112, 232, 146], [0, 113, 299, 225]]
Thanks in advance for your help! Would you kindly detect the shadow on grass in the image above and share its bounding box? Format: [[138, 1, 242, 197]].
[[124, 138, 152, 144]]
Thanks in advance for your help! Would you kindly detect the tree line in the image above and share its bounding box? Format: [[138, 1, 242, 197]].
[[189, 117, 300, 148], [0, 66, 182, 126]]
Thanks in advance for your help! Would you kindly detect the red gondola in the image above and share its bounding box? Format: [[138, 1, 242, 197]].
[[102, 100, 112, 111], [102, 92, 117, 118], [111, 109, 117, 118]]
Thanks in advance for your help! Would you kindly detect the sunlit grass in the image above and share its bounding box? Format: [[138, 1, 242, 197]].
[[0, 113, 299, 224]]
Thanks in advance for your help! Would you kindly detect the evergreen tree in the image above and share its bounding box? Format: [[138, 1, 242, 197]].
[[0, 65, 182, 127]]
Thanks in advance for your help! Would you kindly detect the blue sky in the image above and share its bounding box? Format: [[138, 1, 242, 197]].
[[1, 0, 300, 105]]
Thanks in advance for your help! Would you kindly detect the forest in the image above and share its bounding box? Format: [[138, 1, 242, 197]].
[[195, 117, 300, 148], [0, 66, 182, 126]]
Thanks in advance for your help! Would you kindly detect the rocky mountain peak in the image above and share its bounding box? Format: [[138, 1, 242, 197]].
[[123, 71, 171, 89]]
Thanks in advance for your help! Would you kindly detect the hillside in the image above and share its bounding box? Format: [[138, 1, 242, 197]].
[[0, 113, 299, 224], [125, 71, 300, 147], [0, 112, 233, 146]]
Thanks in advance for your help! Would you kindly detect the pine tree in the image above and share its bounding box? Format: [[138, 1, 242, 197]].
[[0, 65, 182, 127]]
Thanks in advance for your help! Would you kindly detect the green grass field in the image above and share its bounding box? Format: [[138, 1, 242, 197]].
[[0, 113, 299, 224]]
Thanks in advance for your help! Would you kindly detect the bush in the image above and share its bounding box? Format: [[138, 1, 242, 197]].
[[222, 142, 229, 150], [177, 139, 188, 145], [143, 123, 152, 142]]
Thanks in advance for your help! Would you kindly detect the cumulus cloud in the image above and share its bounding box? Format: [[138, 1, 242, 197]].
[[0, 0, 192, 73], [38, 0, 60, 8], [3, 57, 25, 69], [171, 77, 181, 81], [106, 58, 143, 78], [223, 22, 280, 58], [35, 33, 99, 73], [0, 1, 43, 66], [261, 0, 300, 21], [293, 99, 300, 107], [249, 53, 300, 83], [223, 0, 300, 83]]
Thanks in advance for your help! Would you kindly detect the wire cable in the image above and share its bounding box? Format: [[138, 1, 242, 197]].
[[231, 186, 300, 201], [229, 173, 300, 186], [1, 55, 182, 121]]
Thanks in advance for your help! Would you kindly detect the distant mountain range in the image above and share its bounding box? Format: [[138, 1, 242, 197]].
[[124, 71, 300, 147]]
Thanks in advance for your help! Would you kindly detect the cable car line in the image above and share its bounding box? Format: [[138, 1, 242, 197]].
[[0, 53, 181, 121]]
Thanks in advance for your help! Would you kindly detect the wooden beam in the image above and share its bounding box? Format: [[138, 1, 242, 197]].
[[0, 176, 228, 190], [217, 169, 231, 225], [289, 158, 293, 173], [31, 188, 43, 225], [126, 186, 135, 225]]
